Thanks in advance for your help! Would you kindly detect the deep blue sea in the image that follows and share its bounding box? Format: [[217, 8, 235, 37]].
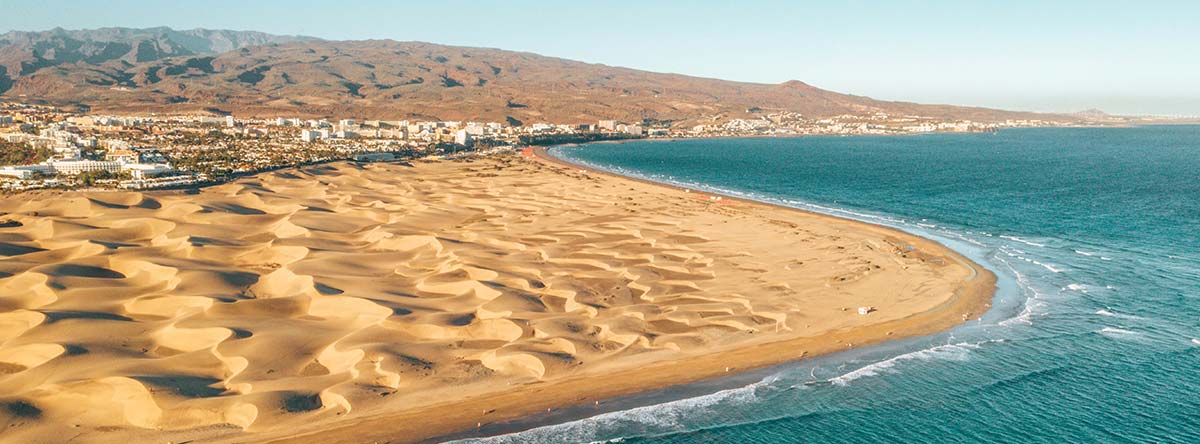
[[454, 126, 1200, 443]]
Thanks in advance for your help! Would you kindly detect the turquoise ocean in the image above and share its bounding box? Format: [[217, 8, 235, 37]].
[[450, 126, 1200, 443]]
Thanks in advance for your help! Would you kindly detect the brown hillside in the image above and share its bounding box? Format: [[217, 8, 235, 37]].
[[4, 38, 1065, 124]]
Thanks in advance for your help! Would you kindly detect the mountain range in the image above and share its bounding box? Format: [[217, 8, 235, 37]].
[[0, 27, 1069, 125]]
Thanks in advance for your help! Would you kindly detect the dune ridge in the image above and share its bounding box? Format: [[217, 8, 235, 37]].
[[0, 153, 991, 444]]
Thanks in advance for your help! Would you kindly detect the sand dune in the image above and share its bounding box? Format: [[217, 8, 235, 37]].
[[0, 153, 991, 444]]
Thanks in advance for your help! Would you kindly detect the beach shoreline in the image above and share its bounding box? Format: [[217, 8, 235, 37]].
[[257, 150, 995, 444], [0, 151, 994, 444]]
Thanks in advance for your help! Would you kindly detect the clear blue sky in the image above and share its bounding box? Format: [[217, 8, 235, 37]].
[[5, 0, 1199, 116]]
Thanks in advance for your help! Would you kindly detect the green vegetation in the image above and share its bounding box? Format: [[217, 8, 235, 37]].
[[75, 170, 128, 186], [518, 133, 645, 146], [0, 141, 53, 165]]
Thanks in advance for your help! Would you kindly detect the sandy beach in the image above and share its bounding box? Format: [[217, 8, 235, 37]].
[[0, 151, 993, 444]]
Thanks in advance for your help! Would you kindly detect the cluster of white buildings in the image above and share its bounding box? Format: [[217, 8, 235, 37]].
[[598, 120, 644, 136], [294, 118, 508, 146], [290, 116, 654, 146], [0, 152, 175, 181], [0, 126, 182, 189]]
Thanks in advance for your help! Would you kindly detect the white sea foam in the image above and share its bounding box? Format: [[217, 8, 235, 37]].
[[1000, 304, 1034, 327], [830, 342, 981, 386], [1000, 235, 1046, 248], [1074, 250, 1096, 256], [1008, 253, 1065, 273], [1192, 338, 1200, 346], [994, 258, 1049, 327], [1096, 309, 1142, 320], [1037, 262, 1063, 273], [446, 379, 765, 444], [1065, 283, 1087, 293], [1098, 327, 1141, 339]]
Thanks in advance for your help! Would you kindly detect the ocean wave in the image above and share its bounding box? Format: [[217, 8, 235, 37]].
[[1192, 338, 1200, 346], [447, 380, 765, 444], [1065, 283, 1087, 293], [1035, 261, 1063, 273], [1074, 250, 1095, 256], [829, 342, 982, 386], [1095, 309, 1141, 320], [999, 235, 1046, 248], [940, 230, 987, 247], [994, 258, 1046, 327], [1000, 304, 1034, 327], [1098, 327, 1141, 339]]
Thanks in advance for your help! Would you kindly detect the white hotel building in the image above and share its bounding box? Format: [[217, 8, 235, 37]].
[[46, 159, 123, 175]]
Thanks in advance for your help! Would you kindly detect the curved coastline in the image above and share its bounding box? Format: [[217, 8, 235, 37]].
[[426, 146, 999, 442], [0, 146, 995, 444], [247, 146, 997, 444]]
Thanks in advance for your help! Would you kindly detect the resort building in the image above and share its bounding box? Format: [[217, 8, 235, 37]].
[[48, 159, 122, 175], [454, 129, 473, 146], [0, 165, 53, 179]]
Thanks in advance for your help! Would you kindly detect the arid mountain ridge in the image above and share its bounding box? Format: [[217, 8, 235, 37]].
[[0, 27, 1070, 125]]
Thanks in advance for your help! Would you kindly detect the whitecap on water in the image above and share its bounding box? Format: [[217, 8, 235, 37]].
[[1095, 309, 1142, 320], [1098, 327, 1141, 339], [995, 260, 1045, 327], [447, 379, 765, 444], [1035, 261, 1063, 273], [829, 342, 982, 386], [1000, 235, 1046, 248]]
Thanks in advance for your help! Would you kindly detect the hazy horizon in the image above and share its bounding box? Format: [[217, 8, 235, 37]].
[[5, 0, 1198, 116]]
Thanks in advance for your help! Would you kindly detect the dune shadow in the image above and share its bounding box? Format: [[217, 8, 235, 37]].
[[137, 197, 163, 210], [133, 375, 225, 398], [3, 400, 41, 418], [89, 240, 138, 249], [86, 198, 131, 209], [0, 242, 44, 257], [217, 270, 259, 287], [187, 236, 240, 247], [43, 310, 133, 323], [282, 392, 323, 412], [46, 264, 126, 279], [314, 283, 344, 295], [204, 203, 267, 215]]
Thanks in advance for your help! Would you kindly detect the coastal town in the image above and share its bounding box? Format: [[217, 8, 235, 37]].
[[0, 101, 1074, 192]]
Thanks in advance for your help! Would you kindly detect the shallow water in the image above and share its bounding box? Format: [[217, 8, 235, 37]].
[[451, 126, 1200, 443]]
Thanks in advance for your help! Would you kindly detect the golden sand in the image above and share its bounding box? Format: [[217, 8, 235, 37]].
[[0, 152, 992, 444]]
